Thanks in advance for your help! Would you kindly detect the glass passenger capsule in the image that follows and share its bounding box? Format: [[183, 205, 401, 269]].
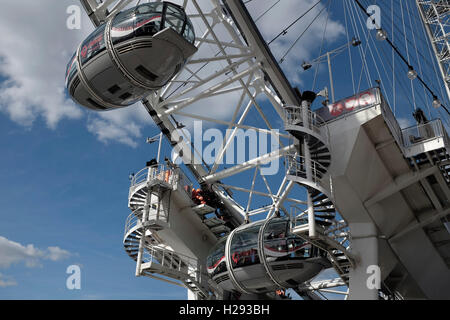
[[206, 218, 331, 294], [65, 2, 197, 111]]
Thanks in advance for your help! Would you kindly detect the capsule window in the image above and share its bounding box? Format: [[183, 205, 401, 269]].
[[135, 65, 158, 81], [136, 4, 152, 14], [153, 3, 164, 13], [183, 22, 195, 44], [108, 85, 121, 95], [230, 225, 260, 268], [164, 15, 185, 34], [164, 4, 185, 34], [79, 24, 106, 65]]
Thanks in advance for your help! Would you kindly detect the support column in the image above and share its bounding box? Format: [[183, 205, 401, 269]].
[[301, 92, 317, 238], [348, 222, 379, 300], [187, 290, 198, 300], [135, 188, 151, 276], [305, 142, 316, 238]]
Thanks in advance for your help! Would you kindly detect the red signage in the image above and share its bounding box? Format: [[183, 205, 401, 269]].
[[315, 88, 378, 122]]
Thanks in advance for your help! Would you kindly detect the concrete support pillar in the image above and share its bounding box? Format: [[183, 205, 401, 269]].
[[348, 222, 379, 300]]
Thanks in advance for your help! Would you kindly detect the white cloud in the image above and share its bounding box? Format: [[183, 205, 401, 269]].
[[0, 236, 71, 269], [0, 0, 87, 128], [0, 273, 17, 287], [86, 105, 151, 148], [0, 0, 344, 147], [87, 0, 345, 147], [161, 0, 345, 133], [251, 0, 345, 84], [0, 0, 159, 147], [46, 246, 72, 262]]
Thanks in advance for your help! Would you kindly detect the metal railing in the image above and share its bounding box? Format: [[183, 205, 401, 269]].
[[130, 164, 177, 187], [284, 105, 330, 145], [379, 94, 404, 148], [124, 209, 143, 239], [142, 244, 201, 282], [401, 119, 449, 149], [129, 164, 194, 197], [286, 155, 329, 185], [124, 203, 169, 238], [177, 168, 195, 199], [124, 211, 203, 284], [290, 204, 348, 244]]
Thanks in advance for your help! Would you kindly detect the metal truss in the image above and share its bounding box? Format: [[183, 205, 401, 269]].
[[143, 0, 302, 224], [79, 0, 350, 299], [416, 0, 450, 102], [297, 277, 348, 300]]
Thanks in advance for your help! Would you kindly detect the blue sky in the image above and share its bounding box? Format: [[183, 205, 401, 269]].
[[0, 108, 187, 299], [0, 0, 448, 299]]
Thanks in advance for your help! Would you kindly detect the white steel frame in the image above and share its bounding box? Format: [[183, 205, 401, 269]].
[[79, 0, 351, 300], [416, 0, 450, 103]]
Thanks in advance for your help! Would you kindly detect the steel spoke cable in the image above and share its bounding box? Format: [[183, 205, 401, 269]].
[[411, 0, 450, 107], [348, 0, 373, 90], [343, 0, 356, 94], [358, 0, 449, 114], [255, 0, 281, 23], [279, 1, 330, 64], [378, 0, 442, 71], [391, 0, 396, 114], [267, 0, 323, 45], [351, 0, 417, 111], [312, 0, 332, 91], [406, 0, 432, 117], [347, 0, 372, 91], [353, 0, 450, 116], [351, 0, 392, 107], [375, 34, 429, 117], [398, 0, 418, 113]]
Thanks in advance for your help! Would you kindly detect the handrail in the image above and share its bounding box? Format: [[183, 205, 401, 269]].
[[285, 155, 329, 185], [285, 105, 327, 126], [284, 105, 330, 145], [124, 208, 199, 267], [124, 211, 203, 286], [129, 164, 194, 196], [379, 93, 404, 148], [401, 119, 447, 148], [130, 164, 176, 187], [142, 244, 201, 281], [124, 209, 143, 240]]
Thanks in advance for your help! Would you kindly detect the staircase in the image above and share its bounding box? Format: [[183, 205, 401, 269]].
[[130, 165, 231, 239], [193, 204, 231, 238], [402, 119, 450, 182], [124, 164, 212, 299], [400, 120, 450, 268], [123, 209, 211, 299], [284, 102, 355, 285]]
